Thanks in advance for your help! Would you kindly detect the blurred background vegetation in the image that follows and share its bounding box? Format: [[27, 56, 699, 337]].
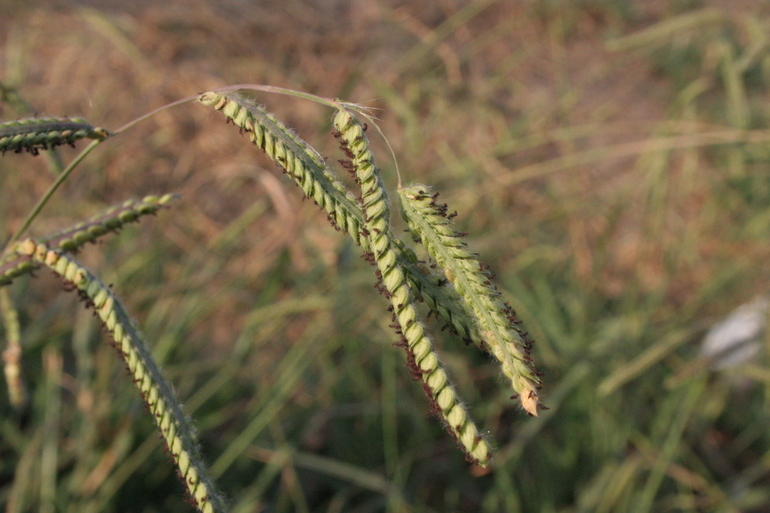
[[3, 0, 770, 511]]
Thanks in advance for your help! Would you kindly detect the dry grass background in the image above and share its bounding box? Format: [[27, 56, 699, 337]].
[[4, 0, 770, 511]]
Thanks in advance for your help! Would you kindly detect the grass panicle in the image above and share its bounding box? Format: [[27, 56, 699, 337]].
[[200, 89, 500, 463], [9, 4, 770, 510], [15, 239, 227, 513], [334, 107, 492, 466], [0, 194, 179, 287], [0, 117, 108, 156], [0, 82, 546, 509], [399, 184, 542, 415], [200, 89, 485, 354]]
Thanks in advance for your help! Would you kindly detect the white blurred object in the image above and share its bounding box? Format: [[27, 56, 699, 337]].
[[700, 295, 770, 369]]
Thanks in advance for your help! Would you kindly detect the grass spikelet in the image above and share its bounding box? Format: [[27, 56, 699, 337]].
[[198, 91, 370, 249], [334, 108, 491, 465], [15, 241, 227, 513], [0, 194, 179, 287], [0, 117, 109, 156], [398, 184, 542, 416]]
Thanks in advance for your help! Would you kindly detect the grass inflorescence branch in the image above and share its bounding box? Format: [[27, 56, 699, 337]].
[[399, 184, 542, 415], [45, 193, 180, 250], [14, 240, 227, 513], [333, 106, 492, 465], [0, 117, 108, 156], [0, 194, 179, 287], [198, 91, 370, 249]]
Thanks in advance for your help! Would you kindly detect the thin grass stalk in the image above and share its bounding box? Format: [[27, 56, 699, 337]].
[[8, 138, 103, 246], [40, 348, 61, 513], [398, 184, 541, 415], [14, 240, 227, 513], [333, 107, 491, 465]]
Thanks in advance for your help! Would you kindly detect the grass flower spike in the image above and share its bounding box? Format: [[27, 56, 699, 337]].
[[334, 107, 492, 465], [399, 184, 542, 415], [14, 240, 226, 513], [198, 91, 369, 249], [0, 117, 108, 155], [0, 194, 179, 287]]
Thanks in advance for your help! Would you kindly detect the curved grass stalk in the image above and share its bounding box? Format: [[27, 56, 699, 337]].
[[198, 91, 369, 249], [398, 184, 541, 415], [334, 107, 491, 466], [110, 94, 200, 136], [15, 240, 226, 513], [0, 194, 179, 286], [7, 138, 103, 246]]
